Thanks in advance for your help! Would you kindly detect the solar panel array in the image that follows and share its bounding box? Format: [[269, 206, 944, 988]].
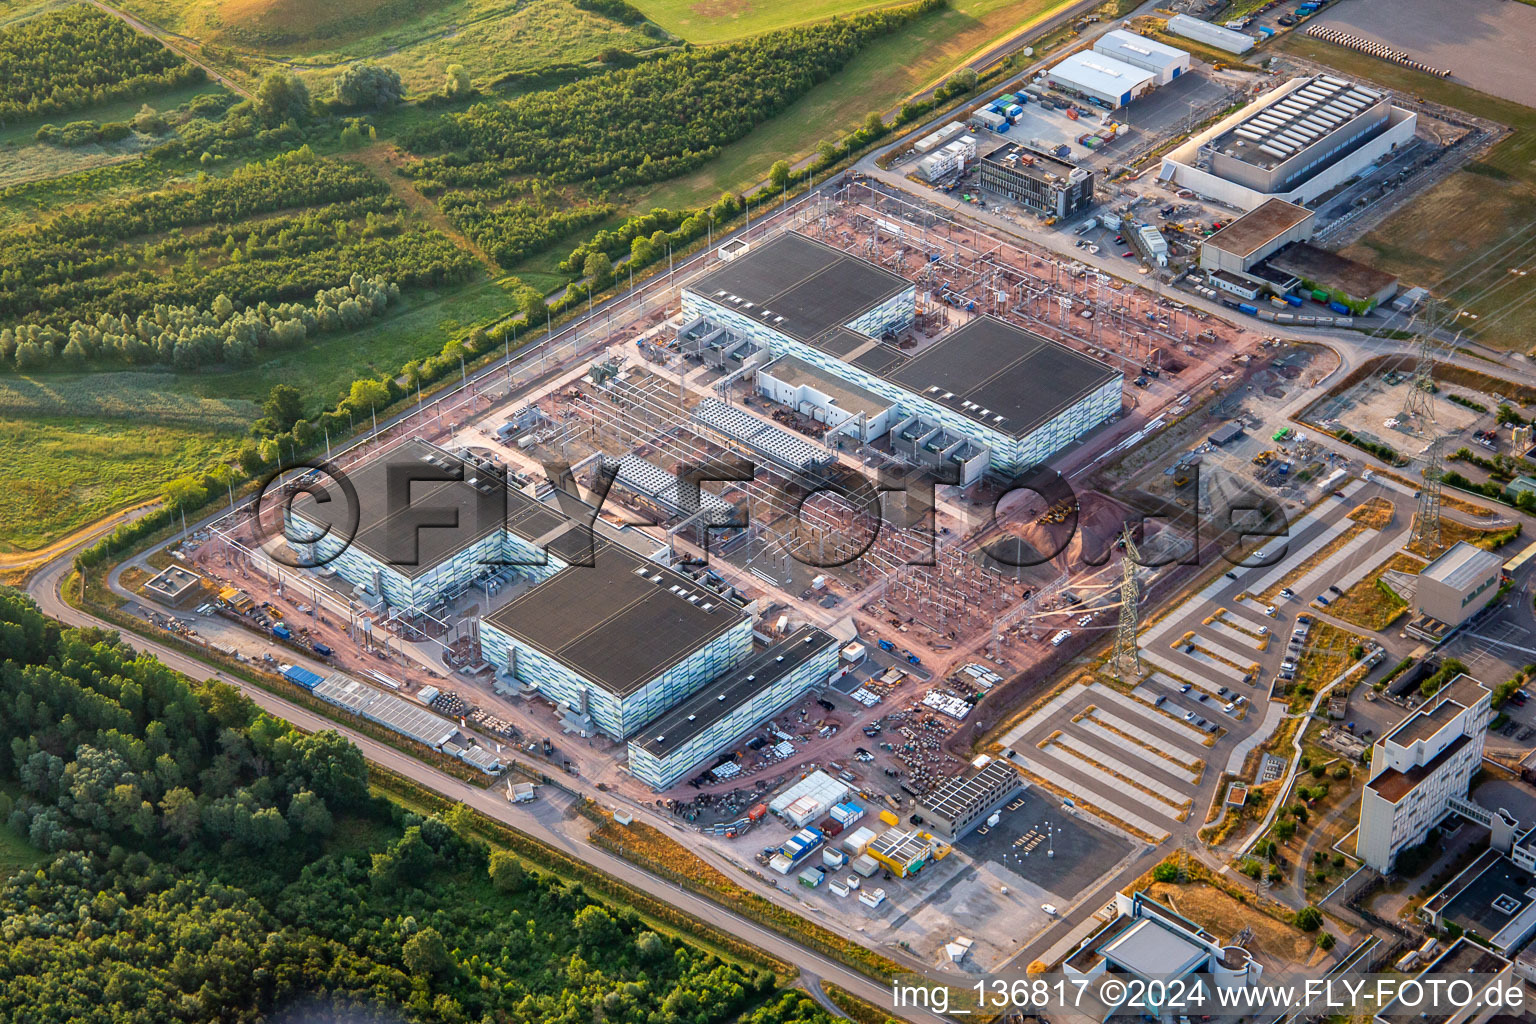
[[1227, 75, 1382, 165]]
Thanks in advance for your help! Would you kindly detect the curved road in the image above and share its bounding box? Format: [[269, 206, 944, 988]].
[[26, 550, 945, 1022]]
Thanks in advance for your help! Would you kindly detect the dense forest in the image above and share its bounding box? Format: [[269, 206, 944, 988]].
[[402, 0, 943, 262], [0, 590, 849, 1023], [0, 5, 206, 125], [0, 147, 477, 332]]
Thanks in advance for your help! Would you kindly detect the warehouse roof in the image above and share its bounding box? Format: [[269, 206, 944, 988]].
[[920, 760, 1021, 822], [1094, 29, 1188, 71], [690, 232, 911, 342], [883, 316, 1120, 440], [1047, 50, 1155, 99], [635, 626, 836, 758], [288, 438, 541, 580], [1265, 243, 1398, 302], [1214, 74, 1387, 171], [1203, 199, 1315, 259], [1420, 542, 1503, 593], [485, 541, 748, 697]]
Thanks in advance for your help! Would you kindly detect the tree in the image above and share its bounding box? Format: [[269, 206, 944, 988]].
[[573, 905, 620, 948], [403, 926, 451, 977], [1294, 906, 1323, 932], [259, 384, 306, 436], [346, 378, 391, 416], [1273, 819, 1297, 841], [162, 475, 208, 512], [768, 159, 792, 191], [862, 111, 885, 135], [254, 71, 310, 126], [489, 850, 527, 893], [1151, 861, 1180, 883], [583, 251, 614, 288], [444, 64, 472, 98], [332, 64, 404, 110]]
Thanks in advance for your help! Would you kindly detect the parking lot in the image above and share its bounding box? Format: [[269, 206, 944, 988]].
[[995, 478, 1390, 843]]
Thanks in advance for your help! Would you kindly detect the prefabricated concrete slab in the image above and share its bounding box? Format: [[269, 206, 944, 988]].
[[1088, 683, 1208, 742]]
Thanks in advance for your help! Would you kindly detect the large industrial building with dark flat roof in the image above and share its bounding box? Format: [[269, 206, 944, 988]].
[[975, 142, 1095, 219], [1161, 74, 1418, 209], [626, 626, 840, 790], [287, 438, 756, 741], [680, 233, 1121, 480]]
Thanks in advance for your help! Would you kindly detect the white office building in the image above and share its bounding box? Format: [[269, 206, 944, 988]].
[[1357, 674, 1494, 872]]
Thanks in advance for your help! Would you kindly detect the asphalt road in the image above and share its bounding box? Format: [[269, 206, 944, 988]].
[[26, 553, 949, 1023]]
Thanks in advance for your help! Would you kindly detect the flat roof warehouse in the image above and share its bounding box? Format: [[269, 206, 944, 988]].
[[693, 234, 1119, 440], [636, 626, 836, 758]]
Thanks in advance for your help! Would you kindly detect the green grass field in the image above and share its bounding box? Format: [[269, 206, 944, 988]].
[[1281, 34, 1536, 352], [646, 0, 1072, 208], [0, 782, 44, 879], [632, 0, 906, 42], [121, 0, 656, 94], [0, 417, 241, 551]]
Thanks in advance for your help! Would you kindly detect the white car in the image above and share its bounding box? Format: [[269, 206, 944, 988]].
[[1184, 711, 1196, 722], [1223, 702, 1237, 713], [1256, 625, 1269, 635], [1265, 605, 1278, 617], [1041, 903, 1059, 916]]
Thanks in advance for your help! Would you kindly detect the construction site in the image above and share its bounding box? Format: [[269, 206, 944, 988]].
[[121, 178, 1305, 968]]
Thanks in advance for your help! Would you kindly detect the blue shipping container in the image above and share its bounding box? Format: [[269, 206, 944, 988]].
[[282, 665, 325, 690], [1238, 303, 1259, 315], [1328, 301, 1350, 315], [272, 623, 292, 640], [313, 642, 333, 657], [1283, 294, 1303, 307]]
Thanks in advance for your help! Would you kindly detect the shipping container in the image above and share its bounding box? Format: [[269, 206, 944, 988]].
[[1237, 302, 1259, 315], [1283, 294, 1303, 307], [819, 817, 845, 838], [1310, 288, 1330, 302], [748, 803, 768, 822], [823, 848, 848, 868], [272, 623, 292, 640], [281, 665, 325, 691], [1328, 300, 1351, 315], [851, 854, 880, 877]]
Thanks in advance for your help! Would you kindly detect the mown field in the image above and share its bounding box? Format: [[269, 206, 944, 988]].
[[1280, 33, 1536, 352], [120, 0, 660, 94], [632, 0, 907, 42], [0, 416, 241, 550]]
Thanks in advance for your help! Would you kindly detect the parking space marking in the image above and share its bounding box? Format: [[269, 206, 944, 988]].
[[1088, 683, 1208, 742], [1048, 736, 1189, 813], [1087, 706, 1204, 767], [1290, 531, 1377, 604], [1146, 647, 1245, 684], [1235, 515, 1349, 597], [1204, 618, 1261, 649], [1073, 719, 1201, 785], [1007, 751, 1172, 842], [1189, 635, 1259, 670], [1086, 708, 1203, 771], [998, 684, 1086, 748]]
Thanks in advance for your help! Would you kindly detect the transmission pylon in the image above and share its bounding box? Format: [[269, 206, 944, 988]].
[[1410, 435, 1445, 552], [1110, 524, 1142, 680], [1400, 303, 1442, 433]]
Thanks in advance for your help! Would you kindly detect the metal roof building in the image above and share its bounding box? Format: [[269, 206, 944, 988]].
[[1046, 50, 1156, 108], [1415, 542, 1503, 629], [916, 759, 1023, 840], [1092, 30, 1189, 86]]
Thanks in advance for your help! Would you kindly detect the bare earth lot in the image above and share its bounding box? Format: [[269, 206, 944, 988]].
[[1314, 0, 1536, 107]]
